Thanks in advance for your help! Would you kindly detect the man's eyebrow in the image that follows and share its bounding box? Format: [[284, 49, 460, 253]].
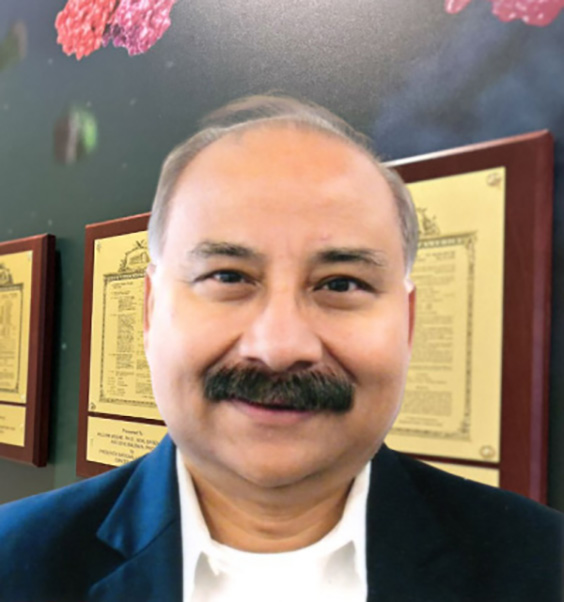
[[313, 247, 389, 269], [187, 242, 387, 268], [188, 241, 265, 261]]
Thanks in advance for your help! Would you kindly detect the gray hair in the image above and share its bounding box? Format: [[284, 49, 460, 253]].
[[147, 94, 419, 273]]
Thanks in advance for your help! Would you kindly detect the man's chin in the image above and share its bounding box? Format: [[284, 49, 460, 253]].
[[235, 459, 328, 491]]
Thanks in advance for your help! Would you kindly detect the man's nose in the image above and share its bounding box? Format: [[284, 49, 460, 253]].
[[237, 293, 324, 373]]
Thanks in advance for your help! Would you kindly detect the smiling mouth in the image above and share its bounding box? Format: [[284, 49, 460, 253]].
[[229, 398, 311, 412]]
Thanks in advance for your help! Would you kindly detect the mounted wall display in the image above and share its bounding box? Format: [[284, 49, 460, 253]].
[[385, 131, 553, 503], [0, 234, 55, 466], [77, 214, 167, 477]]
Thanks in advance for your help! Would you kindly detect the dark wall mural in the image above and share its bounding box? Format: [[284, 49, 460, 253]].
[[1, 0, 563, 508]]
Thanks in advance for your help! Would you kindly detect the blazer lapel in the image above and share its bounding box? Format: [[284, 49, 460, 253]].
[[88, 436, 183, 602], [366, 446, 472, 602]]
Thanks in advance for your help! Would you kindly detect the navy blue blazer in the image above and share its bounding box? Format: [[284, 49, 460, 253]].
[[0, 435, 562, 601]]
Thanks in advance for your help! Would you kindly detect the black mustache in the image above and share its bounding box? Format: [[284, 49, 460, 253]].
[[203, 366, 354, 412]]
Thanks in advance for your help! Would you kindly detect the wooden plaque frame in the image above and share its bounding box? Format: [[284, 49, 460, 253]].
[[389, 131, 553, 503], [0, 234, 55, 466], [76, 213, 165, 477]]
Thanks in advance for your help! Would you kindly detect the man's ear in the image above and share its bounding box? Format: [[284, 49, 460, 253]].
[[407, 282, 416, 350], [144, 263, 156, 340]]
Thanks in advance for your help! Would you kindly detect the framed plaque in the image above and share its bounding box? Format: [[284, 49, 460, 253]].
[[0, 234, 55, 466], [77, 214, 167, 477], [385, 131, 553, 503]]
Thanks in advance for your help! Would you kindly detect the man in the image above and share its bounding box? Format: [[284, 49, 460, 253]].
[[0, 95, 562, 601]]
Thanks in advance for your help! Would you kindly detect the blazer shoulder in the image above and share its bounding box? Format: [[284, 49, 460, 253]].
[[0, 436, 177, 601], [395, 451, 562, 523], [394, 451, 563, 568], [394, 452, 564, 510], [368, 448, 563, 601], [0, 457, 140, 537], [0, 454, 138, 582], [0, 457, 141, 598]]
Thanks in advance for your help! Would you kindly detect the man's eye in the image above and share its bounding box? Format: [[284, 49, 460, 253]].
[[210, 271, 245, 284], [319, 277, 368, 293]]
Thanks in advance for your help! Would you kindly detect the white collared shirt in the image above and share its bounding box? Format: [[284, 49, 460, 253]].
[[176, 450, 370, 602]]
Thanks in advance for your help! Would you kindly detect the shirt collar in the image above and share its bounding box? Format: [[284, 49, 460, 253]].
[[176, 449, 371, 601]]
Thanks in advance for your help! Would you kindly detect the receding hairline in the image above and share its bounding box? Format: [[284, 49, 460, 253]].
[[171, 118, 388, 191], [148, 95, 418, 273]]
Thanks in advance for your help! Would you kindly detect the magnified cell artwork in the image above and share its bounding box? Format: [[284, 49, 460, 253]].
[[55, 0, 118, 61], [54, 106, 99, 165], [55, 0, 177, 60], [0, 21, 27, 73], [445, 0, 564, 26], [103, 0, 177, 55]]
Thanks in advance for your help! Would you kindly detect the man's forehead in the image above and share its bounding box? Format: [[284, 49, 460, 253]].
[[162, 124, 404, 270], [175, 122, 386, 188], [168, 125, 399, 232]]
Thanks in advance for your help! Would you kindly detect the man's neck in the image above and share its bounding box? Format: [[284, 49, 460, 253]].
[[184, 462, 354, 553]]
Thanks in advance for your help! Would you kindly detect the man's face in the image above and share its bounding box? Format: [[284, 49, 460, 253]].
[[144, 125, 415, 491]]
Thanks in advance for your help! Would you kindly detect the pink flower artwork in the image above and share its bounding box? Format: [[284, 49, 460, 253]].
[[55, 0, 118, 60], [55, 0, 177, 59], [445, 0, 564, 26], [445, 0, 474, 13], [103, 0, 177, 56]]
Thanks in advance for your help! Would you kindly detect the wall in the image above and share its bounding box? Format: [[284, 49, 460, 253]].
[[0, 0, 563, 509]]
